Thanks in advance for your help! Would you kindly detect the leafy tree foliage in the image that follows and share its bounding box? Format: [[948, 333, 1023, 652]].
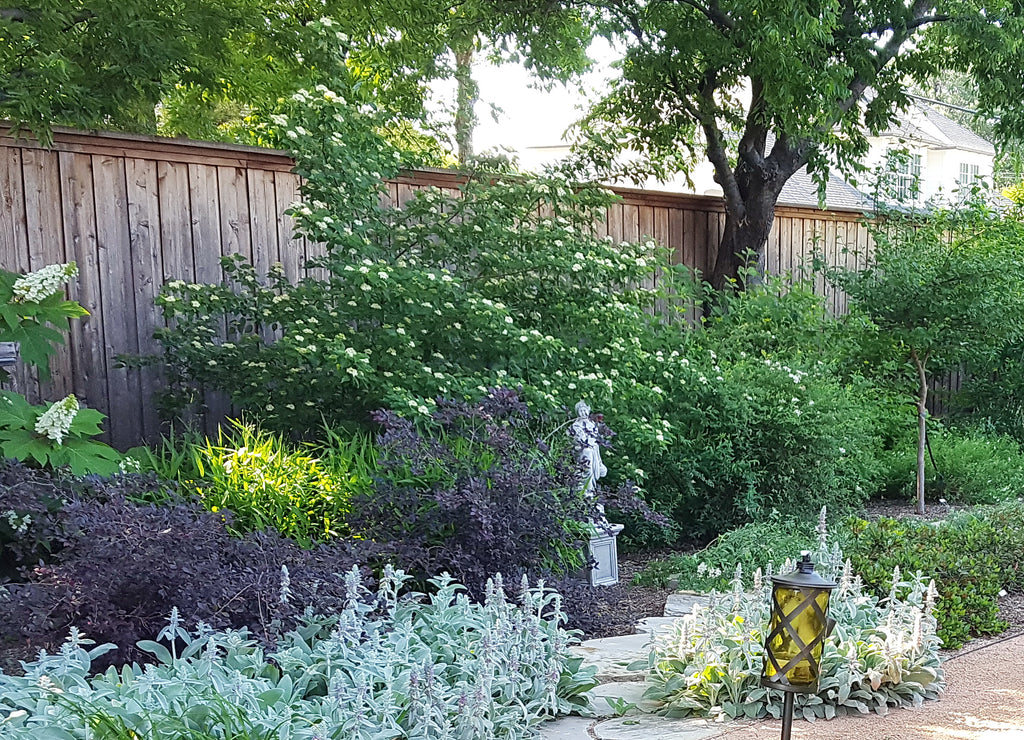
[[573, 0, 1024, 288], [0, 0, 592, 153], [0, 0, 243, 139], [830, 200, 1024, 514]]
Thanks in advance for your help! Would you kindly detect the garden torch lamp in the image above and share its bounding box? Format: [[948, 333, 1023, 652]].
[[761, 551, 837, 740]]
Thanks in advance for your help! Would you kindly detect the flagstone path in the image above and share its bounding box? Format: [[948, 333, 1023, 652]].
[[543, 594, 1024, 740]]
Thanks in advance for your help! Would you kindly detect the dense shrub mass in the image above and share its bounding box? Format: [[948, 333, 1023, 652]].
[[876, 424, 1024, 505], [148, 76, 918, 544], [840, 508, 1024, 648]]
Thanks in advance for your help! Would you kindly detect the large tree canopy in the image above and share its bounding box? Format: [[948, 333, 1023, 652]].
[[0, 0, 593, 152], [574, 0, 1024, 288]]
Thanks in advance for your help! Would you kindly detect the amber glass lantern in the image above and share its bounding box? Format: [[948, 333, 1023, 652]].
[[762, 552, 837, 739]]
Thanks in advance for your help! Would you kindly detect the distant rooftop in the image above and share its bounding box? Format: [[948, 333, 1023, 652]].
[[877, 100, 995, 155]]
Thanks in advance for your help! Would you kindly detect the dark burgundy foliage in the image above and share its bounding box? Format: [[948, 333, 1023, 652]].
[[1, 390, 664, 664], [0, 463, 366, 666], [357, 393, 603, 597]]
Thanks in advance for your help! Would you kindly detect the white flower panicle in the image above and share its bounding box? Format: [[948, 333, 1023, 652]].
[[34, 394, 79, 445], [12, 263, 78, 303]]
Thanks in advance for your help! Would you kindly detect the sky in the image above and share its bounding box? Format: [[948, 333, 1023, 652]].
[[429, 39, 620, 162]]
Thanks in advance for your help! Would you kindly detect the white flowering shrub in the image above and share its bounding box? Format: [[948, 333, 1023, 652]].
[[0, 263, 120, 474], [638, 534, 944, 722], [151, 72, 889, 545], [0, 263, 86, 379], [0, 392, 121, 474], [0, 569, 597, 739]]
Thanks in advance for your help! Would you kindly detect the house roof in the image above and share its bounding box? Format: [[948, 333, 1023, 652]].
[[777, 167, 870, 212], [877, 100, 995, 155]]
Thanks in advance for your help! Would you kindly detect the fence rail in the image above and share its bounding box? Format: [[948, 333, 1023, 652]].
[[0, 127, 872, 447]]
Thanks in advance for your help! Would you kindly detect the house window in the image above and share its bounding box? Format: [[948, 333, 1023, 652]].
[[894, 153, 922, 201], [959, 162, 981, 188]]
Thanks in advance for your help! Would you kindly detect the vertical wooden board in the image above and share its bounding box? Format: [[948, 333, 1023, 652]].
[[622, 204, 640, 244], [668, 209, 684, 266], [681, 209, 696, 275], [605, 203, 623, 243], [157, 162, 195, 283], [248, 168, 280, 277], [189, 164, 223, 284], [779, 217, 793, 277], [217, 166, 252, 264], [17, 149, 57, 402], [274, 171, 303, 283], [26, 149, 73, 400], [638, 205, 655, 242], [59, 152, 107, 426], [706, 212, 722, 277], [819, 220, 835, 306], [766, 219, 781, 277], [126, 158, 165, 442], [93, 155, 142, 448], [0, 147, 29, 272], [0, 148, 38, 401], [188, 163, 228, 435]]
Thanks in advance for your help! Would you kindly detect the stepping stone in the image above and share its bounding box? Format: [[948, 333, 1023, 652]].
[[593, 715, 733, 740], [634, 616, 678, 637], [589, 681, 649, 717], [540, 716, 595, 740], [664, 592, 710, 617], [570, 632, 651, 682]]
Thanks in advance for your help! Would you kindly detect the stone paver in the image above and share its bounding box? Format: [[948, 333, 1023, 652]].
[[634, 616, 678, 637], [664, 592, 709, 617], [540, 716, 595, 740], [592, 715, 734, 740], [589, 681, 649, 717], [570, 632, 650, 682]]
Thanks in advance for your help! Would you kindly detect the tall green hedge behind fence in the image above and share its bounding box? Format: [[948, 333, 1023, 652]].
[[0, 126, 872, 447]]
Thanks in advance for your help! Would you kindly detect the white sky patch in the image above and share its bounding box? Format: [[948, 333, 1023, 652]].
[[427, 38, 620, 159]]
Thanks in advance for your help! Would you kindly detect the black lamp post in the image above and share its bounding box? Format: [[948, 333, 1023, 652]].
[[761, 551, 837, 740]]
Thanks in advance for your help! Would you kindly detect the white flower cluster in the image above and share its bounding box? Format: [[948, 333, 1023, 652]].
[[12, 263, 78, 303], [34, 394, 79, 445]]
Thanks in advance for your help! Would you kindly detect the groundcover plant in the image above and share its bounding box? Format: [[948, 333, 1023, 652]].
[[0, 568, 597, 739]]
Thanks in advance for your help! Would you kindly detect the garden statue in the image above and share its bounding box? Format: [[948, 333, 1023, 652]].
[[570, 400, 607, 498], [569, 400, 622, 586]]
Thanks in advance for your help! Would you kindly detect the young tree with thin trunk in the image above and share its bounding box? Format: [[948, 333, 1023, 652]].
[[830, 202, 1024, 514]]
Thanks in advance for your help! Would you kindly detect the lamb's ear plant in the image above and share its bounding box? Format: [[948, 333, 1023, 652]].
[[0, 569, 597, 740], [640, 511, 943, 722]]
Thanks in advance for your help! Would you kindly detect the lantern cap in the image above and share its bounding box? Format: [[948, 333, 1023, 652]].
[[771, 552, 838, 591]]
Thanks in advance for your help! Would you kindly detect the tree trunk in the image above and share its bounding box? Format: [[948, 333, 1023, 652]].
[[709, 190, 779, 290], [453, 42, 477, 166], [912, 348, 929, 515], [709, 165, 790, 291]]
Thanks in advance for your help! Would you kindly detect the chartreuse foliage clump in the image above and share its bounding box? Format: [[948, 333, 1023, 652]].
[[0, 264, 121, 475], [639, 537, 943, 721], [0, 569, 596, 740], [131, 420, 376, 547]]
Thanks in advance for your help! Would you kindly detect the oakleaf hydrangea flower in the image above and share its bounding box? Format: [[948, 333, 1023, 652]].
[[34, 394, 79, 445], [12, 263, 78, 303]]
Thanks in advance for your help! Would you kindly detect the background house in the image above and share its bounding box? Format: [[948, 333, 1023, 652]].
[[519, 99, 995, 211]]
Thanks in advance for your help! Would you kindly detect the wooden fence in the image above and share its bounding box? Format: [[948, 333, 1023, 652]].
[[0, 127, 872, 447]]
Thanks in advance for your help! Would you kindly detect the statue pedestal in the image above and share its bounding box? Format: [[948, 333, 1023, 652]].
[[588, 522, 625, 586]]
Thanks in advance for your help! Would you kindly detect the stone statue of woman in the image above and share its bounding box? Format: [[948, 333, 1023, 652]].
[[570, 400, 607, 497]]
